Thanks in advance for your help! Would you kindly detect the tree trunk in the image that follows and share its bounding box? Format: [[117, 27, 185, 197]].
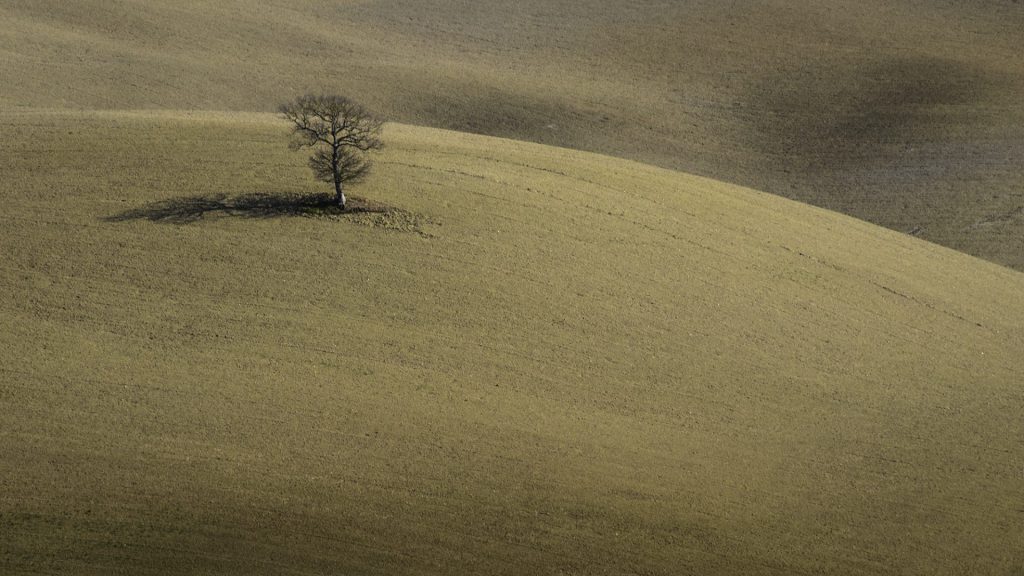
[[334, 176, 346, 210], [332, 147, 346, 210]]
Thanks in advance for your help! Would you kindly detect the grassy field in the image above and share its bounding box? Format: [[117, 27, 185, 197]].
[[2, 109, 1022, 574], [1, 0, 1022, 269]]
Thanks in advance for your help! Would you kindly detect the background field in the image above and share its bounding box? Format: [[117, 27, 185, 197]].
[[2, 110, 1023, 575], [2, 0, 1023, 268]]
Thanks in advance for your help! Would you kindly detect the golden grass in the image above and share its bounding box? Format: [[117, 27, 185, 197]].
[[2, 109, 1023, 574], [2, 1, 1023, 268]]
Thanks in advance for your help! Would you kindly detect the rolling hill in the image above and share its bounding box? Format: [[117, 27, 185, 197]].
[[1, 0, 1023, 269], [2, 109, 1022, 575]]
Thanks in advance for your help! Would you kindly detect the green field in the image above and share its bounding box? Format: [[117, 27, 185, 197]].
[[2, 0, 1023, 268], [2, 109, 1023, 574]]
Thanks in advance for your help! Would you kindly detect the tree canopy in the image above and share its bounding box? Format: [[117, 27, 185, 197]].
[[279, 94, 383, 209]]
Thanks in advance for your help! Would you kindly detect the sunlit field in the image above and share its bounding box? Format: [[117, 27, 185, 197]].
[[2, 110, 1022, 574]]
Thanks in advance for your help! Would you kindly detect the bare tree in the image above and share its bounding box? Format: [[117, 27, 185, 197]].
[[279, 94, 384, 210]]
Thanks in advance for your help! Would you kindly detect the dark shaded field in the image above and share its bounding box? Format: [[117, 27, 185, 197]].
[[2, 0, 1022, 266]]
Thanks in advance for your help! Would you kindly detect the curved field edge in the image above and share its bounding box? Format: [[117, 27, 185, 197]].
[[1, 109, 1023, 575], [2, 0, 1023, 270]]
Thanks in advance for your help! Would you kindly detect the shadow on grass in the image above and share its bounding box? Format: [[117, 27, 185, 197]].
[[104, 192, 387, 224]]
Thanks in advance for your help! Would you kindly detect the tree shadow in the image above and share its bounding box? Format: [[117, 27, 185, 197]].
[[103, 192, 387, 224]]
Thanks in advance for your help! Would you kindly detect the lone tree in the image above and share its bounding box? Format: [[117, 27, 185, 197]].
[[279, 94, 383, 210]]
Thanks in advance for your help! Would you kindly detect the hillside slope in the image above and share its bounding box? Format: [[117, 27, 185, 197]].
[[1, 0, 1023, 268], [2, 110, 1023, 575]]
